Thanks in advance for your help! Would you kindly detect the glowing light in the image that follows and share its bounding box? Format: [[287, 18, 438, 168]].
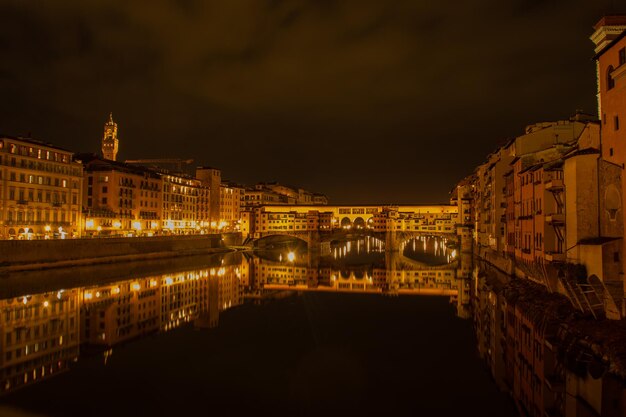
[[132, 221, 142, 231], [131, 283, 141, 291], [95, 291, 101, 298], [84, 292, 93, 300], [112, 287, 121, 294], [113, 221, 122, 228], [85, 219, 95, 229], [165, 277, 173, 285], [43, 301, 49, 308], [287, 251, 295, 262], [44, 225, 51, 232], [150, 279, 157, 287], [96, 226, 102, 232]]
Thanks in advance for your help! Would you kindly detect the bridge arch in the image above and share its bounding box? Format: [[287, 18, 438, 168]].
[[254, 233, 311, 247], [353, 217, 365, 229], [340, 217, 352, 229]]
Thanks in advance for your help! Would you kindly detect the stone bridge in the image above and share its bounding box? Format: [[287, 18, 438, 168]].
[[244, 204, 460, 252]]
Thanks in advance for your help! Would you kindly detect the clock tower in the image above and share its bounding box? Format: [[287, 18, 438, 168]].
[[102, 113, 119, 161]]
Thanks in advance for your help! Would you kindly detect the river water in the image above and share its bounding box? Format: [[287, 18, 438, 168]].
[[0, 237, 516, 416]]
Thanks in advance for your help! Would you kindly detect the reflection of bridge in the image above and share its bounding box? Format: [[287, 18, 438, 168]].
[[244, 256, 462, 296], [241, 204, 462, 251]]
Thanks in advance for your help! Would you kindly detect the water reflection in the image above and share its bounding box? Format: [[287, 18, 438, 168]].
[[0, 236, 469, 397], [10, 236, 616, 416]]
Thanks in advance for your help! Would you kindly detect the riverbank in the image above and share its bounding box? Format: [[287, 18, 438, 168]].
[[0, 234, 240, 273], [476, 249, 626, 412]]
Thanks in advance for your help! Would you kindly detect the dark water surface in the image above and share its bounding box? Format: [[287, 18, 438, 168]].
[[0, 238, 516, 416]]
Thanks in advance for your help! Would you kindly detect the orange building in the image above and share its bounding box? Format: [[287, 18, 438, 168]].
[[593, 16, 626, 285], [80, 155, 162, 236], [0, 136, 84, 239]]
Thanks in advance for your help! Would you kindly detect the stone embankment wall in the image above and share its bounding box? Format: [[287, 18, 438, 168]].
[[0, 234, 234, 268]]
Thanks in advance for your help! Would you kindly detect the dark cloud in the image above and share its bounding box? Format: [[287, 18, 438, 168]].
[[0, 0, 620, 203]]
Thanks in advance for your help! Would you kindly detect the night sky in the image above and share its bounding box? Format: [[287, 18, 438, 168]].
[[0, 0, 623, 204]]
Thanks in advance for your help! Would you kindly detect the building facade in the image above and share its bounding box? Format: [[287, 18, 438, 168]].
[[0, 136, 83, 239]]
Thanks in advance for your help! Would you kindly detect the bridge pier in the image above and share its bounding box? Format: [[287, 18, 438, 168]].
[[385, 230, 400, 252]]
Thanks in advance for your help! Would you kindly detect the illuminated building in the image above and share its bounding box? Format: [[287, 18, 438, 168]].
[[461, 110, 624, 317], [241, 204, 457, 239], [0, 289, 81, 394], [101, 113, 119, 161], [160, 173, 204, 234], [243, 187, 285, 206], [0, 136, 84, 239], [243, 182, 328, 208], [80, 155, 162, 236], [593, 16, 626, 315], [195, 167, 221, 229], [219, 182, 244, 231]]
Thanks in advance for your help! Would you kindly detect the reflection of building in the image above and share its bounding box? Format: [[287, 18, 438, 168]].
[[0, 289, 81, 394], [0, 260, 248, 394], [81, 279, 160, 346], [247, 253, 462, 300], [0, 136, 84, 239], [473, 261, 626, 417]]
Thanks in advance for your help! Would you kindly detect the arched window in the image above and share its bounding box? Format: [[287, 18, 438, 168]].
[[608, 65, 615, 90]]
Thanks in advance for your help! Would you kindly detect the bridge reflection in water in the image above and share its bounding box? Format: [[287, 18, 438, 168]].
[[0, 235, 469, 397]]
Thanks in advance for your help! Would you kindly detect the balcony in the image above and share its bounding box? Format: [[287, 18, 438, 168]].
[[16, 199, 28, 205], [52, 202, 63, 207], [546, 213, 564, 224], [545, 178, 564, 191], [545, 252, 566, 262]]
